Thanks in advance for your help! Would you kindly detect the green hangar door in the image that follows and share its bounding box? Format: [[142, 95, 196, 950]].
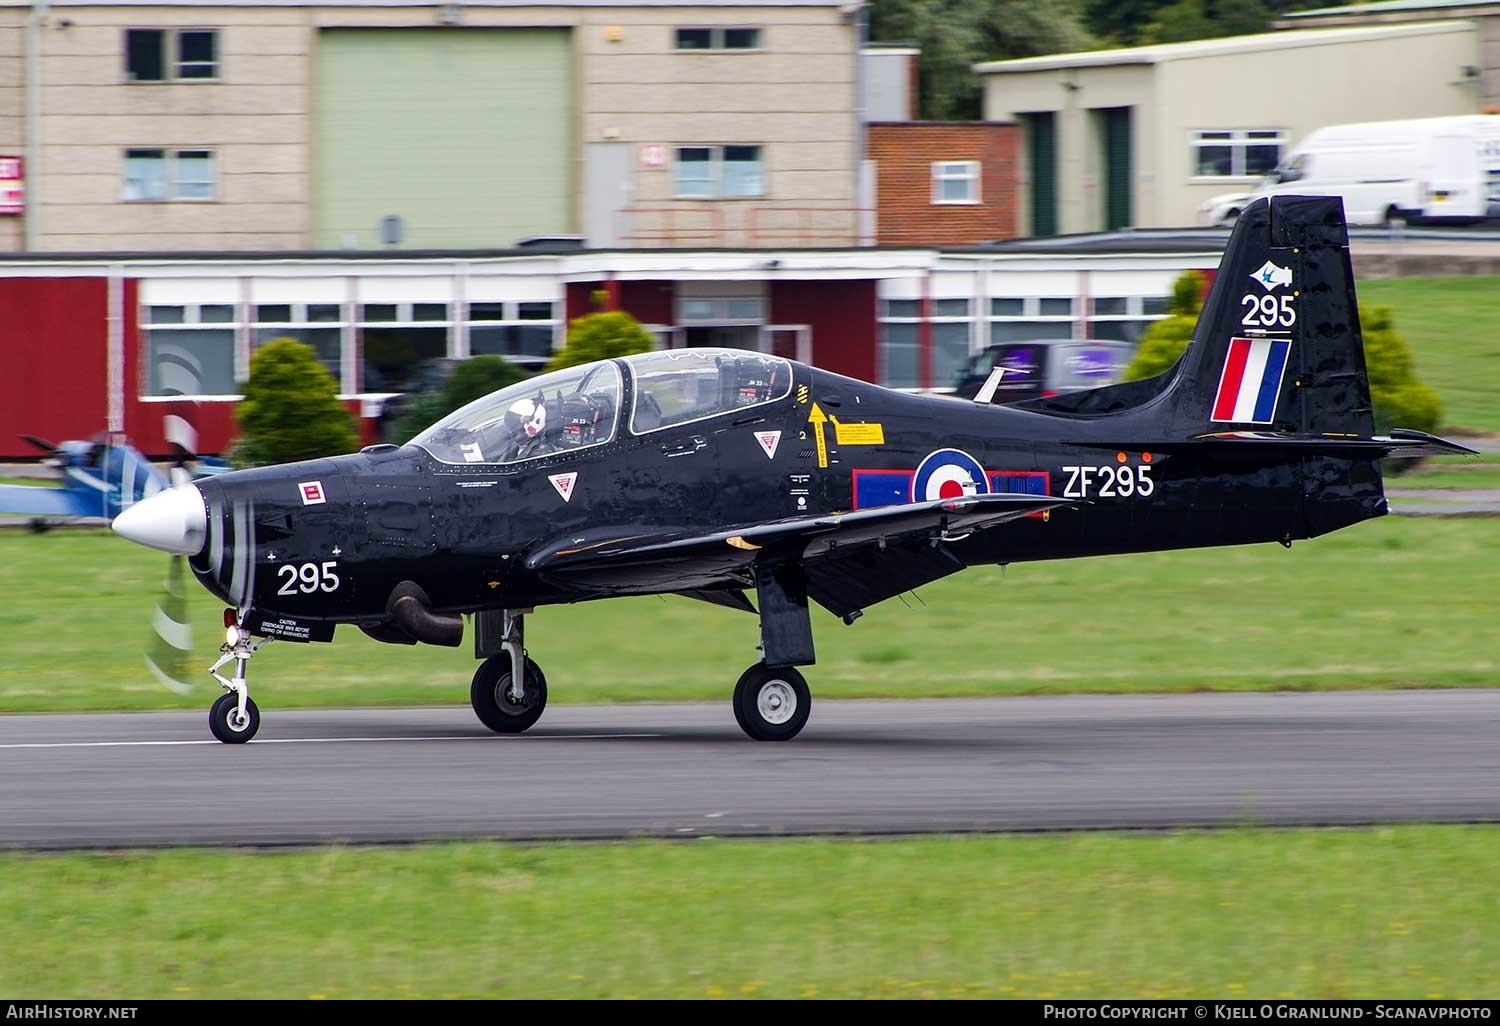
[[316, 29, 572, 249]]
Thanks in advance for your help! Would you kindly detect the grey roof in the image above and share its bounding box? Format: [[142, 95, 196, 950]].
[[1285, 0, 1500, 18], [973, 20, 1471, 74]]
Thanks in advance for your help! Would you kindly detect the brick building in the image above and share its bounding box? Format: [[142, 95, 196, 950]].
[[866, 122, 1019, 245]]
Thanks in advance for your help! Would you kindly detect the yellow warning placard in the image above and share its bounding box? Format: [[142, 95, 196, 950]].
[[833, 422, 884, 446]]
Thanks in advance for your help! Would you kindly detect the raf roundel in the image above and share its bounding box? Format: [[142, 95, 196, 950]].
[[911, 448, 990, 503]]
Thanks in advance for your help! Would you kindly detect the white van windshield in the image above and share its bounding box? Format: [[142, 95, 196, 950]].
[[411, 361, 622, 465]]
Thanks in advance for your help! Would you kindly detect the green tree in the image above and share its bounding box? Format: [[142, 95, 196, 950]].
[[547, 309, 654, 372], [233, 338, 358, 468], [1084, 0, 1315, 46], [1121, 270, 1205, 380], [1142, 0, 1274, 44], [393, 355, 526, 442], [1361, 306, 1442, 436], [870, 0, 1094, 120]]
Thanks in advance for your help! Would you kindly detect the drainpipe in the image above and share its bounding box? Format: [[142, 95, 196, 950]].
[[24, 0, 48, 251]]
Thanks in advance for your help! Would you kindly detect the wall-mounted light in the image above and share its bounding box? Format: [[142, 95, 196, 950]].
[[438, 3, 461, 26]]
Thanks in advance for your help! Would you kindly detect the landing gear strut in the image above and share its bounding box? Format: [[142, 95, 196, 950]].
[[207, 621, 270, 744], [732, 561, 816, 741], [470, 610, 548, 734]]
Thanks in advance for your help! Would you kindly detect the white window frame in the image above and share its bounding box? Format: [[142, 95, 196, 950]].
[[931, 161, 980, 205], [122, 148, 217, 202], [987, 296, 1079, 344], [140, 303, 242, 398], [673, 145, 765, 199], [467, 300, 561, 367], [1189, 129, 1286, 180]]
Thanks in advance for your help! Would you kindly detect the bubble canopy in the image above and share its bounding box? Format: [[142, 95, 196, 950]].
[[411, 361, 623, 465], [410, 349, 793, 466]]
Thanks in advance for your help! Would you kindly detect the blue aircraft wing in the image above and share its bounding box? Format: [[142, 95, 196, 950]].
[[0, 483, 104, 518]]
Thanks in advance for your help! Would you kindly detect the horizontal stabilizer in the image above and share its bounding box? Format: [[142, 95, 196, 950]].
[[1067, 429, 1477, 460]]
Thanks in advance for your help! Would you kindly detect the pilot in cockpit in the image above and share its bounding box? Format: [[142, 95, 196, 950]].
[[499, 395, 549, 461]]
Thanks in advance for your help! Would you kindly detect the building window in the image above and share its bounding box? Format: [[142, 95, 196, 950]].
[[675, 27, 761, 50], [122, 149, 216, 201], [254, 303, 343, 389], [988, 296, 1076, 343], [468, 300, 560, 366], [674, 145, 764, 199], [125, 28, 219, 82], [1088, 296, 1172, 344], [1191, 130, 1285, 178], [142, 304, 239, 397], [932, 161, 980, 205], [877, 298, 973, 390]]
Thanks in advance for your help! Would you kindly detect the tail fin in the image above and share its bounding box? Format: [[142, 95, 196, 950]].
[[1165, 194, 1373, 438], [1015, 195, 1376, 438]]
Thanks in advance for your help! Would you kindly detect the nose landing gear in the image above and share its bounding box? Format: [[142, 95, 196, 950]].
[[206, 620, 271, 744], [470, 609, 548, 734]]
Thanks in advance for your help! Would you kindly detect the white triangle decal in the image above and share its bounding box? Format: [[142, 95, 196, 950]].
[[548, 472, 577, 503], [756, 430, 782, 460]]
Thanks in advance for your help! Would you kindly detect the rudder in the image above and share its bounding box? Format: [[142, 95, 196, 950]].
[[1164, 195, 1375, 439]]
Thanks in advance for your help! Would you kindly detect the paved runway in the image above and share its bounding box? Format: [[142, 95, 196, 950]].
[[2, 690, 1498, 849]]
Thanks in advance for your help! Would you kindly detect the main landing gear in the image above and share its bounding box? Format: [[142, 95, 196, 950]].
[[470, 610, 548, 734], [733, 664, 812, 742], [207, 620, 270, 744], [468, 604, 817, 742]]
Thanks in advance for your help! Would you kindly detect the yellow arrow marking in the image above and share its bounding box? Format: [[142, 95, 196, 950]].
[[808, 402, 829, 469]]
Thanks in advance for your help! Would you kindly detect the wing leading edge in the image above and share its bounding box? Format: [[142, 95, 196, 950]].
[[0, 483, 102, 518], [525, 492, 1069, 613]]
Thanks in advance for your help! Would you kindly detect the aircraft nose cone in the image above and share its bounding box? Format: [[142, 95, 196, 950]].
[[111, 483, 207, 556]]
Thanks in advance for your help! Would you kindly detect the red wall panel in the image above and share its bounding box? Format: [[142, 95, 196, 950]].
[[770, 279, 877, 382], [566, 279, 676, 328], [0, 278, 111, 459]]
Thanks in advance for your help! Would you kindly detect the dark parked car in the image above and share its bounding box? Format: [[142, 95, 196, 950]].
[[951, 340, 1133, 403]]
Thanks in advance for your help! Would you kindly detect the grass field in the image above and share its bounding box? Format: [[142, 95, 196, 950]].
[[1359, 276, 1500, 434], [2, 826, 1496, 999], [0, 514, 1495, 713], [1390, 452, 1500, 490]]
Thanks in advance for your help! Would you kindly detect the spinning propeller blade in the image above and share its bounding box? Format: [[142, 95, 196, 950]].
[[143, 554, 195, 695], [18, 434, 58, 456]]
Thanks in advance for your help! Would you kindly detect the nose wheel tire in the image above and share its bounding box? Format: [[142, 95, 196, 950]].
[[733, 664, 811, 742], [209, 693, 260, 744], [471, 654, 548, 734]]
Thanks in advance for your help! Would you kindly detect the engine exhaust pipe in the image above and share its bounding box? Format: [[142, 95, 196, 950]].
[[386, 581, 463, 648]]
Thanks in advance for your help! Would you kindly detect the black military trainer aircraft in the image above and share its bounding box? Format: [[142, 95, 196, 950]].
[[112, 196, 1473, 743]]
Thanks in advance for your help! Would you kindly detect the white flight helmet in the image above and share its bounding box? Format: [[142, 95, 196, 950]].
[[506, 397, 547, 438]]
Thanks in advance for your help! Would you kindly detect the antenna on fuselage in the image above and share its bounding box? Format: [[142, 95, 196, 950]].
[[973, 366, 1007, 405]]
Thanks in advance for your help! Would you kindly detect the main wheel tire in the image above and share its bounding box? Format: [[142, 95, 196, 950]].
[[733, 664, 811, 742], [470, 655, 548, 734], [209, 693, 260, 744]]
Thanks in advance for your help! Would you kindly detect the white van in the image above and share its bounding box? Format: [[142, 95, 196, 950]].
[[1248, 115, 1500, 226]]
